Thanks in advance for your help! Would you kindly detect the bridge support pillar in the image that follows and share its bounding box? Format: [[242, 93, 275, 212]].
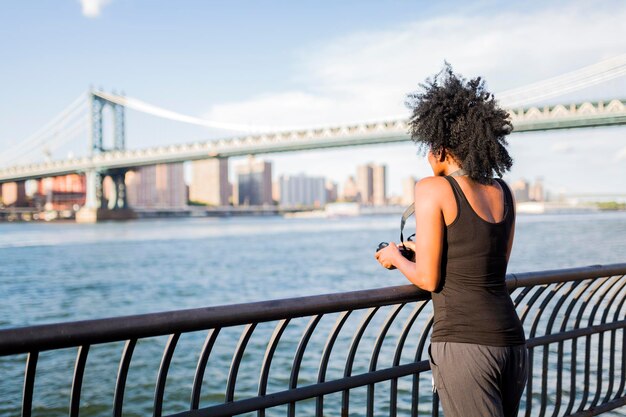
[[83, 170, 103, 209], [107, 170, 128, 210], [76, 169, 135, 223]]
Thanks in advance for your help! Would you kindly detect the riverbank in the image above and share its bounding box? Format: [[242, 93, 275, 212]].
[[1, 200, 624, 222]]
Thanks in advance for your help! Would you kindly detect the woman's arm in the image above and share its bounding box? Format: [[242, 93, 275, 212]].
[[375, 177, 445, 292], [502, 180, 516, 263]]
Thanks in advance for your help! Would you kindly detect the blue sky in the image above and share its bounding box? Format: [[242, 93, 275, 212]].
[[0, 0, 625, 196]]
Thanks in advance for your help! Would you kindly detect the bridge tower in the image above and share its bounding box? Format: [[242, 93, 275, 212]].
[[78, 90, 134, 222], [90, 91, 126, 153]]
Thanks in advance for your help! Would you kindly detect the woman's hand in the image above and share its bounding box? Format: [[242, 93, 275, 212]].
[[375, 241, 401, 269], [401, 241, 416, 252]]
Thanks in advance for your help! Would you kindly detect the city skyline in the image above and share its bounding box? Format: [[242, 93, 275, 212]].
[[0, 1, 624, 197]]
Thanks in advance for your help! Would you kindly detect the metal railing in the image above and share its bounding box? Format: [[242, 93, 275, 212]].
[[0, 263, 624, 417]]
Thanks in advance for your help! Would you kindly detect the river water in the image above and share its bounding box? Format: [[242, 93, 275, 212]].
[[0, 212, 625, 416]]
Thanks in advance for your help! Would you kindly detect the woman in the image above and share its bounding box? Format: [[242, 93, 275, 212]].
[[375, 64, 528, 417]]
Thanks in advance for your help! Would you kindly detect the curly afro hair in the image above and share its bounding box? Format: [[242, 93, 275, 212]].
[[406, 63, 513, 184]]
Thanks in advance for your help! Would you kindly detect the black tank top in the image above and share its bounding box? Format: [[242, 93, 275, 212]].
[[430, 176, 526, 346]]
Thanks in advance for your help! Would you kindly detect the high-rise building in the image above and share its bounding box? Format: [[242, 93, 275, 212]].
[[511, 179, 530, 203], [41, 174, 86, 210], [529, 178, 544, 202], [189, 158, 230, 206], [279, 173, 327, 207], [372, 164, 387, 206], [402, 176, 417, 206], [126, 163, 186, 209], [357, 163, 387, 205], [341, 176, 358, 202], [325, 180, 338, 203], [234, 156, 273, 206], [272, 180, 281, 203], [356, 164, 374, 204], [1, 181, 27, 207]]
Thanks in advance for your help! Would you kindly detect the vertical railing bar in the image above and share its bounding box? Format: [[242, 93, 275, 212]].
[[551, 340, 565, 417], [370, 304, 405, 371], [225, 323, 257, 403], [590, 276, 624, 408], [565, 277, 608, 415], [552, 279, 594, 416], [341, 307, 379, 417], [590, 331, 606, 408], [69, 344, 90, 417], [113, 338, 137, 417], [604, 328, 617, 405], [432, 389, 440, 417], [578, 332, 593, 413], [290, 314, 323, 417], [257, 319, 290, 417], [524, 344, 534, 417], [612, 281, 626, 399], [412, 316, 434, 417], [525, 284, 550, 415], [153, 333, 181, 417], [389, 301, 427, 417], [618, 326, 625, 398], [394, 301, 428, 367], [575, 276, 616, 412], [520, 285, 549, 417], [523, 282, 574, 416], [559, 278, 602, 416], [366, 303, 405, 417], [564, 337, 579, 416], [545, 280, 582, 417], [539, 343, 550, 417], [21, 351, 38, 417], [190, 328, 220, 410], [529, 282, 564, 417], [313, 311, 350, 417], [599, 277, 626, 404]]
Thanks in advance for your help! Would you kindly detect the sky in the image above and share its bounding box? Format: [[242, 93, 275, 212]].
[[0, 0, 625, 197]]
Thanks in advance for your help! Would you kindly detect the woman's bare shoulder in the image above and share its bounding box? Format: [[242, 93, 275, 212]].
[[415, 176, 450, 192], [414, 176, 452, 203]]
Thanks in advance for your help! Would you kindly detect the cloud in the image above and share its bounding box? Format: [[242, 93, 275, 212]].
[[79, 0, 112, 18], [204, 2, 626, 130], [551, 142, 575, 154], [615, 146, 626, 162]]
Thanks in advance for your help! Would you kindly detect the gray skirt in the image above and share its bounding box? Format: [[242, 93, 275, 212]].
[[428, 341, 528, 417]]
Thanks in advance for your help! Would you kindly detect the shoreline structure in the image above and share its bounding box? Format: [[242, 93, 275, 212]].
[[0, 200, 623, 222]]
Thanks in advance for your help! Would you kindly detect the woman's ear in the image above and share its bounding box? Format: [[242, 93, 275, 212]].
[[438, 148, 447, 163]]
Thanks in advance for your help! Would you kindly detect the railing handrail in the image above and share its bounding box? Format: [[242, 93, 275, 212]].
[[1, 263, 625, 356]]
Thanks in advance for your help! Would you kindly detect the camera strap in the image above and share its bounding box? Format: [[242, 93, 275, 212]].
[[400, 203, 415, 244], [399, 169, 468, 243]]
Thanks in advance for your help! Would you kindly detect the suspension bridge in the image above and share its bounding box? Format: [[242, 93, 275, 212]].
[[0, 55, 625, 221]]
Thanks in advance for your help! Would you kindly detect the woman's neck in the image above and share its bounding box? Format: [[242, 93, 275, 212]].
[[442, 164, 463, 176]]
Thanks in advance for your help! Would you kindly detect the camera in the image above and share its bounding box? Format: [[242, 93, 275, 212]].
[[375, 203, 416, 269], [376, 242, 415, 269]]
